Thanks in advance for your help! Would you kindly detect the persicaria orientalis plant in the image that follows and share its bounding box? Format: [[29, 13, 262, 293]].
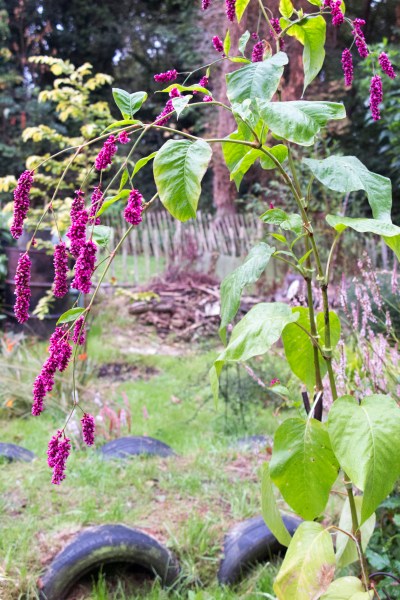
[[9, 0, 399, 597]]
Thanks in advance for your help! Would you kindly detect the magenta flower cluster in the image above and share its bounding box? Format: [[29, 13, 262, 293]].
[[117, 131, 131, 144], [154, 69, 178, 83], [95, 134, 118, 171], [10, 170, 34, 239], [341, 49, 353, 87], [379, 52, 396, 80], [53, 242, 69, 298], [32, 327, 72, 416], [47, 431, 71, 485], [352, 19, 369, 58], [81, 413, 96, 446], [66, 189, 88, 258], [14, 252, 31, 323], [369, 75, 383, 121], [124, 189, 144, 226], [324, 0, 344, 27], [155, 87, 181, 126], [201, 0, 211, 9], [225, 0, 235, 22], [89, 186, 104, 225], [72, 240, 97, 294], [212, 36, 224, 53], [252, 41, 264, 63], [270, 19, 285, 50], [73, 315, 86, 346]]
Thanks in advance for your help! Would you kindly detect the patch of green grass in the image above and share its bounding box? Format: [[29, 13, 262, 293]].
[[0, 310, 295, 600]]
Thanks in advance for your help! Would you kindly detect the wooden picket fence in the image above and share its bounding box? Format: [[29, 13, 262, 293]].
[[99, 210, 395, 286]]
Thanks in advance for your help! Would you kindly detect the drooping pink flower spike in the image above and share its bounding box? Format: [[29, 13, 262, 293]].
[[95, 134, 118, 171], [72, 240, 97, 294], [341, 49, 354, 87], [369, 75, 383, 121], [66, 189, 88, 259], [124, 189, 144, 226], [48, 433, 71, 485], [212, 36, 224, 53], [225, 0, 236, 22], [53, 242, 69, 298], [81, 413, 96, 446], [379, 53, 396, 80], [154, 69, 178, 83], [10, 170, 34, 239], [14, 252, 32, 324]]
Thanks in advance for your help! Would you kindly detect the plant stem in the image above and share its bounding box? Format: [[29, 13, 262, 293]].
[[345, 478, 370, 590]]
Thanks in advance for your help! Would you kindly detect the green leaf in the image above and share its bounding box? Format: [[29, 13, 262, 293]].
[[285, 16, 326, 92], [220, 242, 275, 342], [210, 303, 298, 401], [238, 30, 251, 55], [119, 169, 129, 192], [131, 152, 158, 178], [112, 89, 147, 119], [335, 496, 376, 568], [260, 208, 303, 235], [57, 307, 85, 325], [228, 57, 252, 64], [274, 522, 335, 600], [159, 83, 210, 95], [281, 307, 341, 389], [223, 29, 231, 55], [326, 215, 400, 260], [154, 139, 212, 222], [270, 418, 339, 520], [271, 233, 287, 244], [92, 225, 112, 248], [104, 119, 140, 132], [321, 577, 373, 599], [304, 156, 393, 222], [229, 148, 264, 188], [226, 52, 288, 105], [261, 463, 292, 547], [171, 95, 192, 119], [235, 0, 251, 22], [279, 0, 294, 18], [257, 100, 346, 146], [328, 394, 400, 523], [97, 190, 130, 217], [222, 126, 256, 190], [260, 144, 288, 169], [306, 0, 323, 5]]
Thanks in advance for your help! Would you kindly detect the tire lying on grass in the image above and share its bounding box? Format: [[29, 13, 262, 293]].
[[218, 514, 301, 585], [38, 524, 180, 600], [0, 442, 36, 462], [99, 436, 176, 460]]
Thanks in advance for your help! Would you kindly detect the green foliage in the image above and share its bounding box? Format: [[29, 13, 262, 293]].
[[112, 89, 148, 119], [273, 522, 336, 599], [219, 242, 275, 342], [321, 577, 374, 599], [261, 463, 292, 547], [328, 395, 400, 523], [281, 15, 326, 92], [153, 139, 212, 221], [257, 100, 346, 146], [269, 417, 339, 520], [335, 496, 376, 568], [226, 52, 288, 105], [282, 308, 341, 389]]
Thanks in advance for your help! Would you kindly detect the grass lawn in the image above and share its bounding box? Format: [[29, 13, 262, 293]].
[[0, 303, 295, 600]]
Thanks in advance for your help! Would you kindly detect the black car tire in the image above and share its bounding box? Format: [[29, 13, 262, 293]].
[[0, 442, 36, 462], [98, 436, 176, 460]]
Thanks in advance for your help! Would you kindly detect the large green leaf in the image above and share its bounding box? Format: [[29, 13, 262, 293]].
[[153, 139, 212, 222], [284, 16, 326, 92], [235, 0, 251, 22], [220, 243, 275, 343], [279, 0, 294, 18], [321, 577, 373, 599], [226, 52, 288, 105], [112, 89, 147, 119], [261, 463, 292, 547], [335, 496, 376, 568], [328, 395, 400, 523], [270, 418, 339, 520], [260, 144, 288, 169], [281, 307, 341, 389], [274, 522, 335, 600], [326, 215, 400, 260], [257, 100, 346, 146], [210, 302, 298, 401], [229, 148, 264, 189], [304, 156, 392, 222], [57, 307, 85, 325], [260, 208, 303, 235]]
